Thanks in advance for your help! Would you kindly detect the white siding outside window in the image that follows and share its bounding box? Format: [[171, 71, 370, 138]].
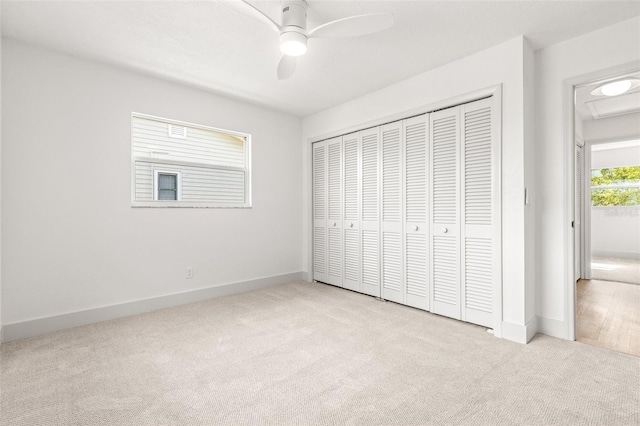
[[131, 113, 251, 207]]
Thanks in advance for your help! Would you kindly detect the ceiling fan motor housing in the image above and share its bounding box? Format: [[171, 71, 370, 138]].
[[279, 0, 308, 56], [281, 0, 307, 30]]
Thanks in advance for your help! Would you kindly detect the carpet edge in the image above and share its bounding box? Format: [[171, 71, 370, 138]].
[[1, 271, 306, 343]]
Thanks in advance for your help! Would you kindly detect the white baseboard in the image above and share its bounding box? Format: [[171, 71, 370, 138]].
[[592, 250, 640, 260], [536, 316, 567, 339], [501, 318, 537, 344], [2, 272, 305, 343]]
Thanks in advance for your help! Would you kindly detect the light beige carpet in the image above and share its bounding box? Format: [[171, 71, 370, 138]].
[[1, 281, 639, 425]]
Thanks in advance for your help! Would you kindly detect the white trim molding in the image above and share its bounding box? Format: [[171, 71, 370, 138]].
[[537, 316, 566, 339], [154, 169, 182, 201], [502, 317, 537, 344]]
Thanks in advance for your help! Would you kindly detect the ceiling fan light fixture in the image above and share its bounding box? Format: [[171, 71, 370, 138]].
[[235, 0, 394, 79], [280, 31, 307, 56], [591, 78, 640, 97]]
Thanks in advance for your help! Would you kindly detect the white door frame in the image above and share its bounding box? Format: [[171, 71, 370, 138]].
[[563, 61, 640, 341], [574, 140, 584, 281], [573, 137, 591, 282], [583, 141, 592, 281]]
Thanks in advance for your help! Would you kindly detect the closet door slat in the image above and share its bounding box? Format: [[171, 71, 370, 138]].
[[381, 122, 404, 303], [326, 137, 343, 287], [343, 132, 361, 291], [461, 98, 494, 327], [430, 107, 461, 320], [360, 127, 381, 297], [312, 142, 328, 283], [404, 115, 429, 310]]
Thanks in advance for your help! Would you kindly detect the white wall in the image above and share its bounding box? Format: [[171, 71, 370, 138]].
[[535, 17, 640, 339], [590, 145, 640, 259], [584, 112, 640, 144], [303, 37, 532, 342], [1, 40, 303, 327], [575, 116, 584, 142], [591, 208, 640, 259], [591, 145, 640, 169], [523, 39, 536, 327]]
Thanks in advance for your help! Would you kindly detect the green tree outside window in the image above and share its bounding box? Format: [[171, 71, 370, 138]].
[[591, 166, 640, 206]]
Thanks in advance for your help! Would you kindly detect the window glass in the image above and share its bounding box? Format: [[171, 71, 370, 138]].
[[158, 173, 178, 200], [591, 166, 640, 207], [132, 114, 251, 207]]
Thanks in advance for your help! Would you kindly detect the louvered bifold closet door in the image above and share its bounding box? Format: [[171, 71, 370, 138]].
[[430, 107, 461, 320], [381, 121, 404, 303], [461, 98, 494, 327], [326, 137, 344, 287], [343, 132, 361, 292], [404, 114, 429, 310], [360, 127, 381, 297], [312, 141, 328, 283]]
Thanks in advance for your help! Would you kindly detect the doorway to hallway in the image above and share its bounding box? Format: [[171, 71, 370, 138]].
[[573, 72, 640, 356]]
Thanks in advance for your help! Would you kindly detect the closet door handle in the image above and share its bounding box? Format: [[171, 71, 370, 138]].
[[332, 222, 337, 227], [414, 225, 419, 231], [442, 227, 448, 233], [350, 223, 354, 228]]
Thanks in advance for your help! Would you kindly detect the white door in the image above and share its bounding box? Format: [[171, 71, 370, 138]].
[[326, 137, 343, 287], [461, 98, 494, 327], [313, 98, 499, 330], [429, 107, 461, 320], [343, 132, 361, 291], [360, 127, 381, 297], [381, 121, 404, 303], [404, 114, 429, 310], [429, 98, 498, 327], [312, 141, 328, 283]]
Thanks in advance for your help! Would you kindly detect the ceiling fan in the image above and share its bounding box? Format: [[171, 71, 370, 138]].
[[231, 0, 394, 80]]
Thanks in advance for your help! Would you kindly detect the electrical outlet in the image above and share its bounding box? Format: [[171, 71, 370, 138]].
[[186, 267, 193, 279]]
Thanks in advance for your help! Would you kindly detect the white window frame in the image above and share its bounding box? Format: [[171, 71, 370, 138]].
[[131, 112, 252, 208], [154, 170, 182, 201]]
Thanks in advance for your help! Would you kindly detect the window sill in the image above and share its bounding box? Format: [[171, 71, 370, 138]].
[[131, 201, 252, 208]]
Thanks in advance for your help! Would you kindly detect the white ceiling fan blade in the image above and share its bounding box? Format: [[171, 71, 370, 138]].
[[225, 0, 282, 32], [277, 55, 297, 80], [308, 13, 394, 39]]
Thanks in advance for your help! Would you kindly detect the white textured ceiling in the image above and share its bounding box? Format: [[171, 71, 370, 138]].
[[3, 1, 640, 117]]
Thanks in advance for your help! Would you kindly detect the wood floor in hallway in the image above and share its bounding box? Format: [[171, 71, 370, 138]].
[[577, 279, 640, 357]]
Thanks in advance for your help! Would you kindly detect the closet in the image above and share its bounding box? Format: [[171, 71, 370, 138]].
[[312, 97, 498, 328]]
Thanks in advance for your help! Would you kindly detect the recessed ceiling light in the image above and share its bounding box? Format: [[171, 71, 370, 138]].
[[591, 78, 640, 97]]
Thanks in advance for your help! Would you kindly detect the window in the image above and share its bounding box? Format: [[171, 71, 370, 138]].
[[591, 166, 640, 207], [154, 171, 181, 201], [131, 113, 251, 207]]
